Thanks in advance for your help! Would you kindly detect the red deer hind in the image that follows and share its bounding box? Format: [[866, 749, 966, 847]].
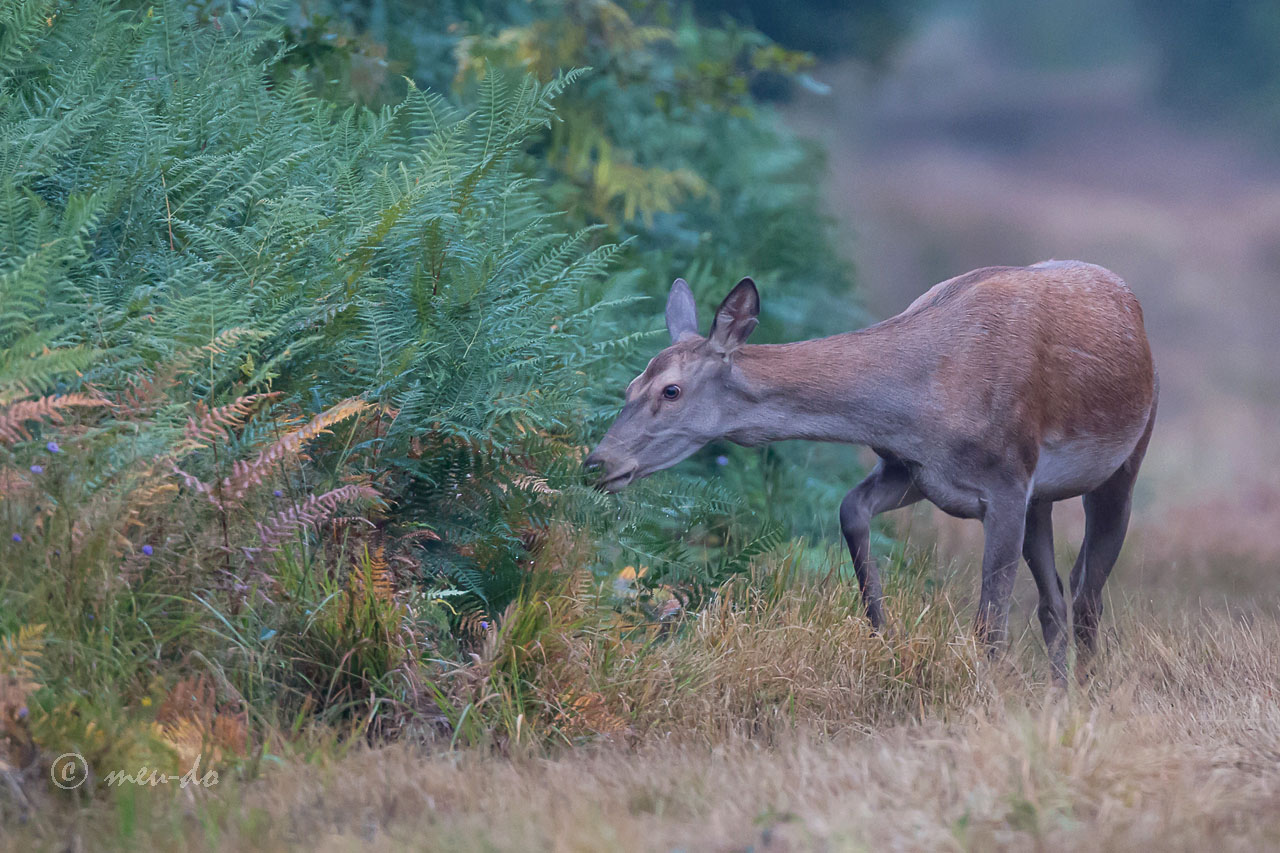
[[585, 261, 1157, 681]]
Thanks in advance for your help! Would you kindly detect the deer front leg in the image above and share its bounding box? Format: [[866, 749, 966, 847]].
[[839, 459, 922, 630], [974, 491, 1029, 651]]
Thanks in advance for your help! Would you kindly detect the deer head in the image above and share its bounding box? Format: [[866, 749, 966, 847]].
[[585, 277, 760, 491]]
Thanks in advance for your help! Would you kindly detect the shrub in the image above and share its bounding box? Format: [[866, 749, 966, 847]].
[[0, 0, 807, 775], [0, 0, 629, 760]]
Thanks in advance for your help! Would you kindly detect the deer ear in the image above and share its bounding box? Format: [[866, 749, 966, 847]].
[[708, 277, 759, 356], [665, 278, 700, 342]]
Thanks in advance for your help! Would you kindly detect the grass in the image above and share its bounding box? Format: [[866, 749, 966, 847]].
[[5, 536, 1279, 851]]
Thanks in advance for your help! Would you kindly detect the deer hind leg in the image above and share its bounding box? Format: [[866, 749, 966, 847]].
[[1070, 395, 1156, 674], [839, 459, 922, 630], [1069, 465, 1138, 671], [1024, 499, 1068, 684]]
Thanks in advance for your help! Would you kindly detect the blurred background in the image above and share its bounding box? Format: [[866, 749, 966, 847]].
[[775, 0, 1280, 607], [279, 0, 1280, 608]]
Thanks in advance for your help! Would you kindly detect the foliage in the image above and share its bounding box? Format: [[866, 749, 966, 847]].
[[0, 2, 888, 829], [0, 0, 582, 773], [0, 0, 865, 797], [283, 0, 871, 573], [691, 0, 911, 64], [445, 0, 867, 536]]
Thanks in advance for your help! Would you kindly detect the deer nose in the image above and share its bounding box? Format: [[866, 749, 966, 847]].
[[583, 448, 638, 491]]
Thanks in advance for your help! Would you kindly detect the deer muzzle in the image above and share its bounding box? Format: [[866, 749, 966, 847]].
[[584, 448, 639, 493]]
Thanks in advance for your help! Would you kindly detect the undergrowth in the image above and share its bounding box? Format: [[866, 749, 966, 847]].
[[0, 0, 867, 820]]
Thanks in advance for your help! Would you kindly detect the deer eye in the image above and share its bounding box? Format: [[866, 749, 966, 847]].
[[662, 384, 681, 401]]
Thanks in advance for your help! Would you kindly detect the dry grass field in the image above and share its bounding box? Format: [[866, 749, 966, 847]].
[[13, 552, 1279, 851]]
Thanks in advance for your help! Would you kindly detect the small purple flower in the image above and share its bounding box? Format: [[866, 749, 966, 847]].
[[10, 533, 20, 543], [480, 620, 490, 630], [715, 455, 730, 467], [17, 707, 27, 720], [141, 544, 154, 556], [273, 489, 284, 498], [46, 441, 60, 454], [29, 464, 43, 474]]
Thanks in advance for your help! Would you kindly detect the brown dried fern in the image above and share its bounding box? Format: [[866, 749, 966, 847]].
[[172, 398, 370, 510], [219, 398, 369, 505], [0, 394, 106, 444], [254, 483, 380, 553], [102, 329, 266, 418], [352, 544, 396, 604], [155, 675, 248, 768], [170, 463, 217, 501], [1, 624, 46, 771], [110, 372, 175, 417], [120, 475, 180, 533], [0, 468, 34, 500], [179, 392, 280, 452]]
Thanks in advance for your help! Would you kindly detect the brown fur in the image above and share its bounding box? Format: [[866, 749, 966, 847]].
[[737, 261, 1153, 469]]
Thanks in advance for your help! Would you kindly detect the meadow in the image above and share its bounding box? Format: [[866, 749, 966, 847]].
[[10, 546, 1280, 850]]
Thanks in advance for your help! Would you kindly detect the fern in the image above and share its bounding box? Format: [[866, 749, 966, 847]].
[[181, 392, 281, 451], [0, 623, 45, 759], [0, 393, 106, 443], [253, 483, 381, 554], [0, 0, 806, 748], [218, 398, 369, 504], [0, 0, 57, 71]]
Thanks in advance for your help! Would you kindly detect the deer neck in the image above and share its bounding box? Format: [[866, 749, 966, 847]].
[[726, 325, 931, 452]]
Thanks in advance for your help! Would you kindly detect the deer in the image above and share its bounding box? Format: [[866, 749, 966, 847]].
[[584, 261, 1157, 682]]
